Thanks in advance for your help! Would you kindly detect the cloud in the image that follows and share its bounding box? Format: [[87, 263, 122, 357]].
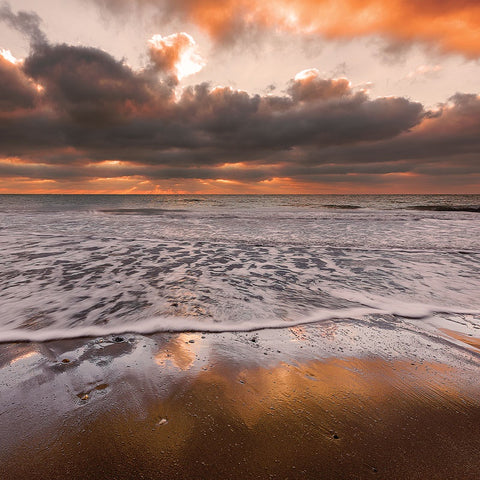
[[149, 32, 205, 81], [283, 93, 480, 171], [288, 69, 351, 102], [0, 4, 479, 192], [0, 1, 47, 47], [404, 64, 443, 81], [0, 52, 428, 180], [86, 0, 480, 58], [22, 43, 172, 124], [0, 51, 39, 112]]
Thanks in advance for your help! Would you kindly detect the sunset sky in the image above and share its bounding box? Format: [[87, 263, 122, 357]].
[[1, 0, 479, 193]]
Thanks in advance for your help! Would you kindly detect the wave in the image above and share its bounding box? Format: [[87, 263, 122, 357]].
[[1, 300, 478, 344], [322, 204, 362, 209], [99, 208, 187, 215], [407, 205, 480, 213]]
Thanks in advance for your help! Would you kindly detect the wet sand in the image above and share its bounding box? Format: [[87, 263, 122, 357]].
[[1, 322, 480, 480]]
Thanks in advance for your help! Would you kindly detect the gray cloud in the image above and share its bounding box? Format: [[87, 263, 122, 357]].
[[0, 2, 47, 47], [0, 55, 38, 112], [23, 43, 173, 124]]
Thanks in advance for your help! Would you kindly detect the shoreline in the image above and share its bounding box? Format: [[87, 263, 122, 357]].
[[1, 322, 480, 479]]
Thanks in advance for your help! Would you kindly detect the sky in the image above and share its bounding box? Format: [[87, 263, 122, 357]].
[[0, 0, 479, 193]]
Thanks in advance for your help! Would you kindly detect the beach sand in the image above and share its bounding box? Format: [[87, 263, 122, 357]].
[[1, 322, 480, 479]]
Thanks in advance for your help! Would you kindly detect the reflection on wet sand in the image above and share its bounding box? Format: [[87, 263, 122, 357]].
[[154, 333, 202, 371], [440, 328, 480, 351], [8, 350, 40, 365], [1, 331, 480, 480]]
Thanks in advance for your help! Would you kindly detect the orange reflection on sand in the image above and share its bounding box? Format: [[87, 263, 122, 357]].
[[288, 325, 308, 341], [439, 328, 480, 351], [2, 347, 479, 480], [9, 351, 40, 365], [150, 337, 469, 429], [180, 356, 465, 429], [154, 333, 202, 371]]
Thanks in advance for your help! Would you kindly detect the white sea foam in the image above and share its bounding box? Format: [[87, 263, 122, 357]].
[[0, 299, 478, 343], [0, 194, 479, 345]]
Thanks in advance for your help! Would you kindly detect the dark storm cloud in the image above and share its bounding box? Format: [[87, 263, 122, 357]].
[[0, 48, 425, 165], [23, 43, 172, 124], [173, 81, 423, 151], [0, 55, 38, 112], [290, 93, 480, 168]]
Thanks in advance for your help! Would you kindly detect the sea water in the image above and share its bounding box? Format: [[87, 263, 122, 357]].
[[0, 194, 479, 343]]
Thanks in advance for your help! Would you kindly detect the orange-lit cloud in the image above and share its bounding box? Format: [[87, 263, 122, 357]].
[[289, 69, 351, 102], [149, 32, 205, 81], [93, 0, 480, 57], [0, 48, 19, 64]]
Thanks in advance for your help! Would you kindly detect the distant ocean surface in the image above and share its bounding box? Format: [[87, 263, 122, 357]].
[[0, 194, 479, 343]]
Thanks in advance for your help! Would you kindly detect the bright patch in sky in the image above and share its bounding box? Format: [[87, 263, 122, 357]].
[[149, 32, 205, 80]]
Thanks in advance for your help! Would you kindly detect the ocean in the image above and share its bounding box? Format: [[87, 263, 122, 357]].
[[0, 194, 479, 345]]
